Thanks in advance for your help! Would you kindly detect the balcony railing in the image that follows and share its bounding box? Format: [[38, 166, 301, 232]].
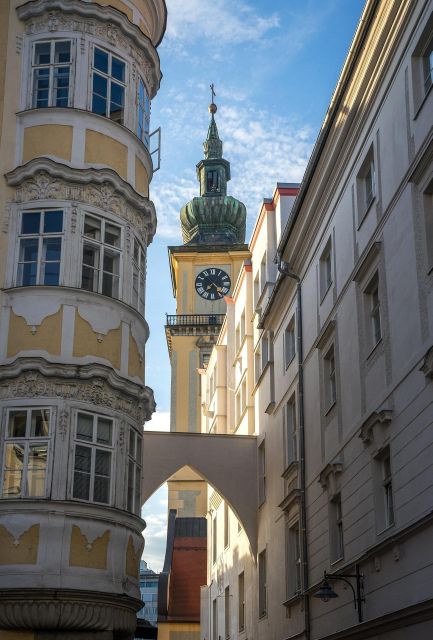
[[165, 314, 225, 327]]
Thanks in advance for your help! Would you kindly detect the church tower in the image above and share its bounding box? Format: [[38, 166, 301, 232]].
[[165, 95, 250, 517]]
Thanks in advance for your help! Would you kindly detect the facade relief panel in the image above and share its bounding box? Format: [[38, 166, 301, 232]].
[[0, 524, 40, 565], [23, 125, 73, 164], [69, 525, 110, 570], [7, 308, 62, 357]]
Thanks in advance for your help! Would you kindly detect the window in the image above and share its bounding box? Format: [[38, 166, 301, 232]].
[[286, 521, 301, 596], [17, 209, 63, 286], [127, 427, 142, 514], [238, 572, 245, 631], [224, 501, 229, 548], [137, 77, 150, 145], [207, 170, 220, 193], [32, 40, 72, 108], [285, 395, 298, 467], [423, 37, 433, 94], [81, 214, 121, 298], [330, 494, 344, 561], [324, 345, 337, 409], [365, 272, 381, 348], [284, 318, 296, 368], [320, 240, 333, 298], [382, 451, 394, 528], [357, 149, 376, 221], [73, 412, 113, 504], [212, 597, 218, 640], [91, 46, 126, 124], [258, 441, 266, 505], [258, 549, 267, 618], [212, 513, 217, 564], [2, 408, 51, 498], [225, 586, 231, 639], [261, 333, 269, 371], [132, 238, 146, 313]]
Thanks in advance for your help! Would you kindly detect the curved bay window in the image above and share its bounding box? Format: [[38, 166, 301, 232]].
[[2, 408, 51, 498], [81, 214, 121, 298], [137, 77, 150, 146], [17, 209, 63, 286]]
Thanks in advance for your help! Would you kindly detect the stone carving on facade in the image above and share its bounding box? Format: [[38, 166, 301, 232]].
[[2, 203, 11, 234], [6, 160, 156, 244], [359, 409, 393, 446], [58, 409, 69, 441], [0, 366, 155, 423], [17, 2, 159, 96], [119, 421, 126, 453], [15, 34, 23, 54]]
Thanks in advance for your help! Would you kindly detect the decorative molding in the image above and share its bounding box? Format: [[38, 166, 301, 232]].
[[16, 0, 162, 98], [0, 358, 155, 422], [420, 344, 433, 379], [352, 241, 382, 283], [314, 319, 336, 351], [359, 409, 393, 445], [6, 158, 156, 245], [2, 203, 11, 234], [0, 588, 141, 632], [319, 458, 343, 492], [58, 409, 69, 441]]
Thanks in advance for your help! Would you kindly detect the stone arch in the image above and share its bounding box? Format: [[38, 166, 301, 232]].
[[142, 431, 258, 554]]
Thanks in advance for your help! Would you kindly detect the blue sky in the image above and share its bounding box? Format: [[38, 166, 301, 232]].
[[142, 0, 366, 572]]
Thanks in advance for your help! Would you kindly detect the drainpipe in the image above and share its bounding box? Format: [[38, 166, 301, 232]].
[[277, 254, 310, 640]]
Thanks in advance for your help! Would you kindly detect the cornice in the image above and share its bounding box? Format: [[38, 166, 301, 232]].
[[5, 157, 157, 243], [16, 0, 162, 97], [0, 357, 156, 422]]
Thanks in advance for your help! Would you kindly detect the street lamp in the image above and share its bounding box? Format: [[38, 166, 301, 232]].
[[313, 564, 365, 623]]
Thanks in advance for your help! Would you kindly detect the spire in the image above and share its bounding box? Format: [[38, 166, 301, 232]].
[[204, 93, 222, 160], [179, 87, 247, 246]]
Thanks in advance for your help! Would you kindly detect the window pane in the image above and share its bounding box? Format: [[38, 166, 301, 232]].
[[111, 56, 125, 82], [77, 414, 94, 441], [136, 436, 142, 462], [102, 271, 119, 297], [94, 47, 109, 74], [8, 410, 27, 437], [20, 238, 39, 263], [82, 245, 100, 292], [27, 444, 47, 497], [3, 444, 25, 497], [95, 449, 111, 476], [94, 475, 110, 503], [92, 94, 107, 117], [84, 216, 101, 241], [94, 449, 111, 503], [129, 429, 135, 457], [18, 261, 38, 287], [104, 223, 121, 247], [73, 471, 90, 500], [42, 237, 61, 262], [22, 212, 41, 234], [42, 261, 60, 286], [135, 464, 141, 510], [74, 444, 92, 470], [34, 42, 51, 65], [30, 409, 50, 437], [53, 67, 70, 107], [97, 418, 112, 445], [54, 40, 71, 63], [127, 460, 134, 511], [33, 69, 50, 108], [43, 210, 63, 233]]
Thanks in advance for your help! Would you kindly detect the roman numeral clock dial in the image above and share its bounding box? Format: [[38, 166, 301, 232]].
[[195, 268, 231, 300]]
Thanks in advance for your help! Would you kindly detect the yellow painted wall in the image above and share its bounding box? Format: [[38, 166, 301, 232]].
[[125, 535, 142, 578], [95, 0, 133, 20], [85, 129, 128, 179], [69, 525, 110, 570], [167, 478, 208, 516], [0, 524, 39, 565], [7, 309, 62, 357], [73, 312, 121, 370], [23, 125, 73, 163], [0, 0, 11, 132], [128, 332, 143, 379], [135, 155, 149, 196]]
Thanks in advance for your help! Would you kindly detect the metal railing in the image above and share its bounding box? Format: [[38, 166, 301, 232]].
[[165, 313, 225, 327]]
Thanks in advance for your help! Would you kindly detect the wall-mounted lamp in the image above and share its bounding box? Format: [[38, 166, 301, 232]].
[[313, 564, 365, 623]]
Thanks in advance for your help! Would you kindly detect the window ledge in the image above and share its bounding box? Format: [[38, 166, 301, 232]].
[[330, 555, 344, 568], [357, 196, 376, 230], [366, 337, 383, 362], [320, 281, 333, 305], [376, 521, 396, 537], [324, 400, 337, 417], [282, 592, 302, 608], [284, 353, 296, 371]]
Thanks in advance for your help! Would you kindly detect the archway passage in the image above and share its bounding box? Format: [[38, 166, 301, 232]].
[[142, 431, 258, 553]]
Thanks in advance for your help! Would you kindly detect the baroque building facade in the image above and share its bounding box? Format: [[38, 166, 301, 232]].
[[196, 1, 433, 639], [0, 1, 166, 638]]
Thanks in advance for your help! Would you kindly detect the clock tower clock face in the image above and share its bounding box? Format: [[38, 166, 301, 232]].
[[195, 268, 231, 300]]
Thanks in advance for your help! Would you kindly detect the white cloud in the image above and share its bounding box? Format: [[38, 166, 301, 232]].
[[165, 0, 279, 45]]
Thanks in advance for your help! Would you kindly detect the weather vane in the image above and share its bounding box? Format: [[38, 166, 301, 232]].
[[210, 83, 216, 103]]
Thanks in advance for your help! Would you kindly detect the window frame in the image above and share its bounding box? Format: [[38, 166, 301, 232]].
[[238, 571, 245, 632], [90, 44, 127, 125], [284, 317, 296, 369], [127, 426, 142, 515], [81, 212, 123, 299], [364, 271, 382, 352], [258, 440, 266, 506], [1, 407, 53, 499], [132, 236, 146, 314], [224, 585, 231, 640], [72, 410, 115, 506], [30, 38, 74, 109], [329, 493, 344, 563], [16, 208, 65, 287], [137, 76, 150, 146], [258, 548, 267, 619], [324, 344, 337, 411], [319, 239, 333, 301], [286, 520, 302, 597], [356, 147, 376, 225], [284, 394, 298, 468]]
